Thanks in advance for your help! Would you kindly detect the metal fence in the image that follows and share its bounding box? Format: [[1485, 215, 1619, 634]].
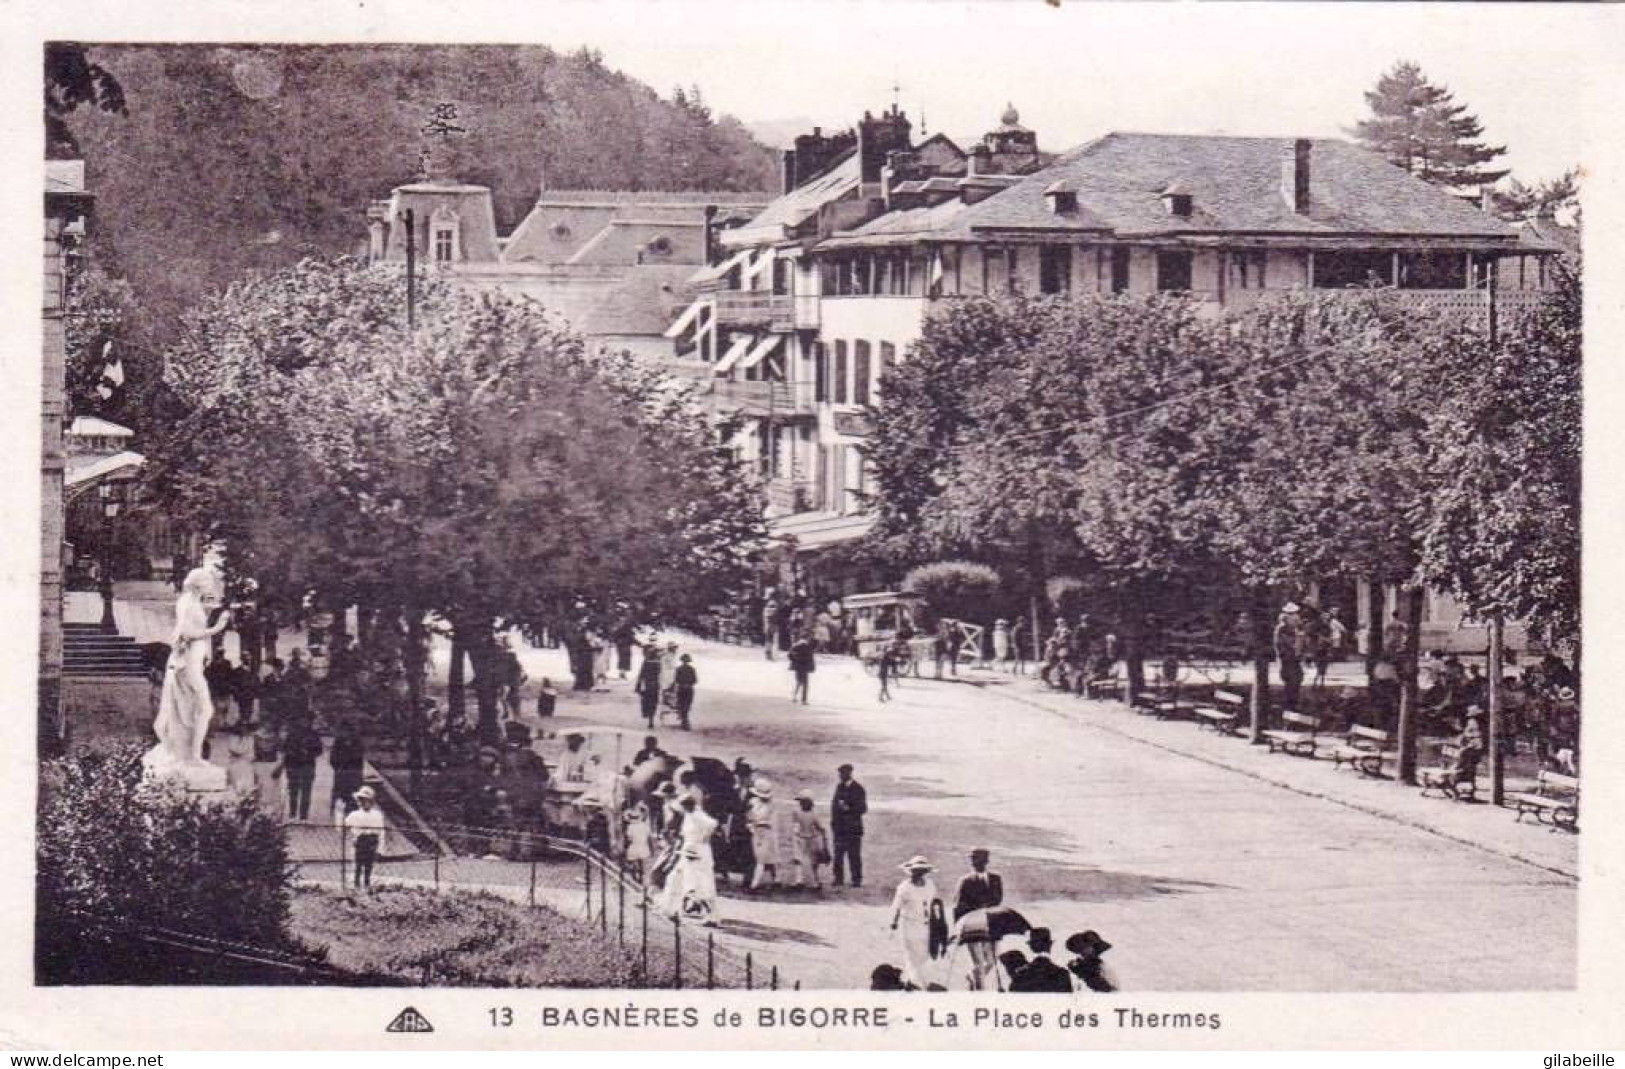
[[292, 820, 798, 990]]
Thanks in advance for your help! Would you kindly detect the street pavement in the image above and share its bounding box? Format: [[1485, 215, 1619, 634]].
[[499, 633, 1576, 992]]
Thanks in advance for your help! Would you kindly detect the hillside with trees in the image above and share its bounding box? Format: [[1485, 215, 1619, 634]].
[[56, 44, 780, 419]]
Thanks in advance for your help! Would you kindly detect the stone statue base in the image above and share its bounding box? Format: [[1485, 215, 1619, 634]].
[[142, 745, 228, 793]]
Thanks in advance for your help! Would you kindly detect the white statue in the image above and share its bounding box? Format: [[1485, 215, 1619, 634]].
[[142, 566, 232, 792]]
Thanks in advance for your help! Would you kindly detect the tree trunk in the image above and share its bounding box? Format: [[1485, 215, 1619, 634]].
[[1364, 579, 1386, 684], [1488, 613, 1505, 806], [1121, 596, 1146, 707], [448, 636, 468, 725], [460, 620, 504, 746], [1248, 587, 1273, 744], [404, 612, 429, 786], [1394, 585, 1425, 784]]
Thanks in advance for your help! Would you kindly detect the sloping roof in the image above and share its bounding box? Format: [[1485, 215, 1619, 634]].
[[68, 417, 134, 438], [564, 221, 704, 266], [1516, 216, 1580, 256], [65, 451, 145, 488], [579, 264, 696, 337], [526, 190, 771, 207], [723, 152, 863, 247], [504, 192, 770, 265], [818, 196, 976, 249], [938, 133, 1520, 241]]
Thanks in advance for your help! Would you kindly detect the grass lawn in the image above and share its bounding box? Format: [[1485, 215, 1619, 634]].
[[290, 883, 692, 987]]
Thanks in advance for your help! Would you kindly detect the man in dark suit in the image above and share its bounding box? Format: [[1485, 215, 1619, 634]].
[[830, 763, 867, 887], [952, 848, 1004, 920], [1009, 928, 1074, 993]]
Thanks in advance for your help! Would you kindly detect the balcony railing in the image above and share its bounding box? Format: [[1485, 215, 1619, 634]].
[[1221, 287, 1549, 330], [707, 378, 817, 418], [714, 290, 773, 326], [714, 290, 820, 332]]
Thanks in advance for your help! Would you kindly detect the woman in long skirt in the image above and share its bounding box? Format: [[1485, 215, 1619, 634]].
[[664, 796, 719, 926], [746, 779, 782, 889], [889, 855, 943, 988]]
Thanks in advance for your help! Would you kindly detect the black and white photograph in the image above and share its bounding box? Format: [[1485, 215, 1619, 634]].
[[8, 0, 1625, 1051]]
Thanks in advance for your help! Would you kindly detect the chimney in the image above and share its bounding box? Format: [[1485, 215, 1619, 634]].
[[968, 143, 991, 177], [782, 149, 798, 194], [1281, 139, 1311, 214], [1479, 184, 1496, 214]]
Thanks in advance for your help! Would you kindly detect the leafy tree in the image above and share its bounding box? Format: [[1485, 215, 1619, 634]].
[[154, 258, 765, 740], [1492, 167, 1581, 223], [1415, 261, 1581, 652], [45, 42, 126, 157], [1351, 61, 1508, 193]]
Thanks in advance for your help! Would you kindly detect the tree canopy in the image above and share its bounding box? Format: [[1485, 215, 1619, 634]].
[[152, 258, 766, 736], [1350, 61, 1508, 193]]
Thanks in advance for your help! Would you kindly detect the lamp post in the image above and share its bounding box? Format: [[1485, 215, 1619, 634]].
[[97, 481, 122, 632]]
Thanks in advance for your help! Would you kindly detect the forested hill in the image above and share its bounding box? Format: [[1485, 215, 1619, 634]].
[[62, 44, 780, 348]]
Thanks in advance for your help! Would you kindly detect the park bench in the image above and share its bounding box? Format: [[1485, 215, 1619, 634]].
[[1191, 688, 1246, 735], [1133, 685, 1190, 721], [1418, 744, 1480, 801], [1085, 669, 1122, 701], [1328, 725, 1394, 777], [1508, 770, 1579, 830], [1261, 711, 1322, 758]]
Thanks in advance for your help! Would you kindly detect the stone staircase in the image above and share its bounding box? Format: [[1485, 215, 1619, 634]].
[[63, 622, 149, 678]]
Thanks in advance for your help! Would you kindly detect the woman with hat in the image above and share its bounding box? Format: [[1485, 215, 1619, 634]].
[[663, 794, 719, 926], [343, 785, 386, 894], [789, 789, 829, 889], [1064, 930, 1118, 992], [889, 856, 944, 989], [747, 778, 783, 890]]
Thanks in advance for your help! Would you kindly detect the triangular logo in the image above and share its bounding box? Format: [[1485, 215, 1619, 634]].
[[386, 1006, 434, 1034]]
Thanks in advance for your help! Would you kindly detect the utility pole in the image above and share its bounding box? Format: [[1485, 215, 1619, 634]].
[[1487, 613, 1506, 805], [400, 208, 416, 330]]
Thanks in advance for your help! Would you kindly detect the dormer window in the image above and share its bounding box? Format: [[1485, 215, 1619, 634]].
[[1160, 182, 1193, 219], [1044, 179, 1078, 215], [430, 204, 462, 265]]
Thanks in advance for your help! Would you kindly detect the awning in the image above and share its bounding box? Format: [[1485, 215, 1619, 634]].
[[662, 297, 706, 339], [736, 334, 783, 373], [689, 249, 752, 285], [712, 335, 754, 375]]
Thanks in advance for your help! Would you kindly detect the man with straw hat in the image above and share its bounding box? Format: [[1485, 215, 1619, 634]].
[[342, 785, 385, 895], [889, 855, 944, 989]]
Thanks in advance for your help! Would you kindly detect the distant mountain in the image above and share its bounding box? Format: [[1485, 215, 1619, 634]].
[[63, 44, 781, 352]]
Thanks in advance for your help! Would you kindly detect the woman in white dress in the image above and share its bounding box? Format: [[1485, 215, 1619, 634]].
[[746, 779, 782, 890], [889, 856, 944, 989], [664, 795, 719, 926]]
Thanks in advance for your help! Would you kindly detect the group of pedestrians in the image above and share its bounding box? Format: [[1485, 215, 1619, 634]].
[[874, 848, 1117, 993], [1039, 615, 1118, 695], [634, 641, 700, 730]]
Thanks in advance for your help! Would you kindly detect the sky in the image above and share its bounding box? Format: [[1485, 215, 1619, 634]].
[[518, 0, 1616, 185]]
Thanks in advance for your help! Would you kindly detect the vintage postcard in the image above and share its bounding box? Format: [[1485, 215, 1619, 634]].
[[2, 0, 1623, 1052]]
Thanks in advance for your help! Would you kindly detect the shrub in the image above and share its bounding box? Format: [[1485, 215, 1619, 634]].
[[902, 561, 1002, 626], [37, 743, 300, 975]]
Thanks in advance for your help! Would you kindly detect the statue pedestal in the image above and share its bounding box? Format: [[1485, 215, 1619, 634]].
[[142, 745, 228, 793]]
